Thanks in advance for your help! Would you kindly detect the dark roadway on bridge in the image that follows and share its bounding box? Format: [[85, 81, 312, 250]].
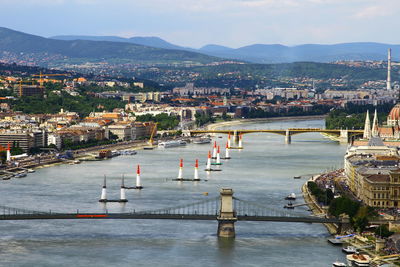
[[0, 213, 342, 224]]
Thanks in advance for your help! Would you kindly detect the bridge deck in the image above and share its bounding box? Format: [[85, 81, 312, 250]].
[[189, 129, 364, 138], [0, 213, 342, 223]]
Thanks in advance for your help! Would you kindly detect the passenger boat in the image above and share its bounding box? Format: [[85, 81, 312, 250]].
[[192, 137, 211, 144], [342, 246, 357, 254], [285, 193, 296, 200], [332, 261, 347, 267], [119, 150, 137, 155], [328, 234, 355, 245], [158, 140, 187, 148], [346, 253, 371, 266]]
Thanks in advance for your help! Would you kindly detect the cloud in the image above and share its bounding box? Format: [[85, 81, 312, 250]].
[[353, 5, 394, 19]]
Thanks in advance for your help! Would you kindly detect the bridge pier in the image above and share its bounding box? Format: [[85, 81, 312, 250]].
[[285, 130, 291, 144], [339, 129, 349, 144], [336, 214, 352, 234], [233, 130, 239, 143], [182, 130, 191, 137], [217, 188, 237, 238]]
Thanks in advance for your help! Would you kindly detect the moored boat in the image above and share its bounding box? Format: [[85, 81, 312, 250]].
[[332, 261, 347, 267], [284, 201, 295, 209], [158, 140, 187, 148], [120, 150, 138, 155], [346, 253, 371, 267], [15, 173, 27, 178], [192, 137, 211, 144], [342, 246, 357, 254], [285, 193, 296, 200]]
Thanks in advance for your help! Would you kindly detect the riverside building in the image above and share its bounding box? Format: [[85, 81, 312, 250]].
[[343, 102, 400, 208]]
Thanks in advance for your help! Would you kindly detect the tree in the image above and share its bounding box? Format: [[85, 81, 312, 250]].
[[11, 142, 23, 155], [375, 225, 394, 238], [328, 196, 360, 218], [195, 113, 215, 127], [135, 113, 180, 130]]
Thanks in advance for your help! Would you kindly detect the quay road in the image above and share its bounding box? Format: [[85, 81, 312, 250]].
[[1, 140, 150, 172]]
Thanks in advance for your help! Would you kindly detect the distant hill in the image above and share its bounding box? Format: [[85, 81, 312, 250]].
[[201, 43, 400, 63], [4, 27, 400, 67], [53, 33, 400, 63], [52, 35, 186, 50], [0, 27, 221, 66], [199, 44, 234, 53]]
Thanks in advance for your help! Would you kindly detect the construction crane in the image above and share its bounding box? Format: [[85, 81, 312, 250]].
[[17, 80, 35, 97], [31, 72, 70, 86], [148, 122, 158, 146]]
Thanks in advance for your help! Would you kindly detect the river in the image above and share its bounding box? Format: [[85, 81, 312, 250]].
[[0, 119, 348, 266]]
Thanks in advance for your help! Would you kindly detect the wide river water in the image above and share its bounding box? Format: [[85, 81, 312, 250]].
[[0, 119, 349, 267]]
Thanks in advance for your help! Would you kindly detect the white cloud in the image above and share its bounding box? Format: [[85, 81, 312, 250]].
[[353, 4, 394, 19]]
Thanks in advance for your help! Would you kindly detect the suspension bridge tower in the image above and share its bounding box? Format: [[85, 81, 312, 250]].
[[217, 188, 237, 238]]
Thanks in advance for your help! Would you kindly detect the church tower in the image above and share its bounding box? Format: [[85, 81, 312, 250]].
[[363, 110, 371, 139]]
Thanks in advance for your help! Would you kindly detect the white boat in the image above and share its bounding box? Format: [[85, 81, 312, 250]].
[[158, 140, 187, 148], [285, 193, 296, 200], [332, 261, 347, 267], [192, 137, 211, 144], [346, 253, 371, 267], [342, 246, 357, 254], [15, 173, 27, 178], [27, 169, 35, 173], [120, 150, 137, 155], [110, 151, 121, 157]]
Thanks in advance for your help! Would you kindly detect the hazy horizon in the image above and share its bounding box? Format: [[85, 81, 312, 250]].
[[1, 0, 399, 48]]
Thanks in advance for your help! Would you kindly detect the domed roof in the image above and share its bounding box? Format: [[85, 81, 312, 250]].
[[388, 103, 400, 121]]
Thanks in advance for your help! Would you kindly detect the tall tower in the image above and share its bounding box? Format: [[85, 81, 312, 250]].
[[387, 48, 392, 90], [363, 110, 371, 139]]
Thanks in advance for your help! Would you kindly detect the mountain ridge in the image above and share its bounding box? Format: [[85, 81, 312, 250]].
[[2, 27, 400, 65], [0, 27, 221, 66], [51, 34, 400, 63]]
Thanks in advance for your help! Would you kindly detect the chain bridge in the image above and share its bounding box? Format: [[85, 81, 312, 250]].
[[0, 188, 352, 238]]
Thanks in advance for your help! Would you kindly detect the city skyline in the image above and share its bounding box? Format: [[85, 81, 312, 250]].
[[1, 0, 399, 48]]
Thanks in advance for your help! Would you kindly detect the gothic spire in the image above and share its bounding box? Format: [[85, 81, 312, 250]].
[[363, 110, 371, 139], [372, 109, 379, 137]]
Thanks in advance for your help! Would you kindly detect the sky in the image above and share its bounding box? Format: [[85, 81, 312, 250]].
[[0, 0, 399, 48]]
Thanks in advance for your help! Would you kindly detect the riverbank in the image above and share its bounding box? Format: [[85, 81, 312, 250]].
[[301, 176, 339, 235], [301, 171, 396, 265], [1, 140, 152, 177], [207, 115, 327, 130]]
